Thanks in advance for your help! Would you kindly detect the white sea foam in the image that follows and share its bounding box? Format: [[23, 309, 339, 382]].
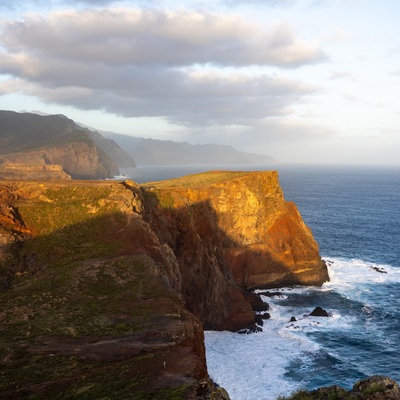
[[205, 328, 312, 400], [205, 297, 325, 399], [205, 257, 400, 400], [325, 257, 400, 287]]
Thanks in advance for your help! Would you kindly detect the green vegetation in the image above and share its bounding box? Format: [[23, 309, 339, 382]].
[[0, 181, 198, 399], [142, 170, 249, 189]]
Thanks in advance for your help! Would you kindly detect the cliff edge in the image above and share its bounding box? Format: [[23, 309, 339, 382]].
[[0, 171, 328, 398], [0, 110, 120, 180], [143, 170, 328, 288]]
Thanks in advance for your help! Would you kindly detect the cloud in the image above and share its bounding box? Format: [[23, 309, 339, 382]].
[[223, 0, 295, 6], [1, 9, 326, 68], [0, 0, 120, 9], [0, 7, 325, 128], [330, 70, 354, 80], [0, 65, 317, 126]]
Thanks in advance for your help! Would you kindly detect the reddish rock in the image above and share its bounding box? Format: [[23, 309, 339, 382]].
[[143, 171, 329, 330]]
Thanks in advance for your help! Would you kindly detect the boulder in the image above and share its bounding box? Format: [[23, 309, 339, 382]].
[[310, 306, 329, 317]]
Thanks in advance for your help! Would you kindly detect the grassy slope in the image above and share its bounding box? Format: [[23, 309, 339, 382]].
[[0, 181, 204, 399]]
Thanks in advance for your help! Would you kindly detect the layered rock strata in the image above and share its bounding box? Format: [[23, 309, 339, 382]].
[[0, 141, 118, 180], [0, 110, 120, 180]]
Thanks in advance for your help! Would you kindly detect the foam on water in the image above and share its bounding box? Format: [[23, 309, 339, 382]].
[[205, 328, 317, 400], [205, 257, 400, 400]]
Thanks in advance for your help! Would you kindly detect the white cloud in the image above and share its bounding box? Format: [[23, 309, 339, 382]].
[[0, 9, 326, 67], [330, 70, 354, 80], [0, 8, 324, 127]]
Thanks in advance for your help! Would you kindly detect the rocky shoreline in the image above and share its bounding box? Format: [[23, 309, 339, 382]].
[[279, 376, 400, 400]]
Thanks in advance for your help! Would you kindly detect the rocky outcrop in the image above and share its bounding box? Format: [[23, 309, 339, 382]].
[[0, 162, 71, 180], [143, 170, 328, 290], [0, 141, 119, 180], [281, 376, 400, 400], [0, 110, 120, 180], [131, 170, 328, 330], [0, 171, 327, 397], [0, 180, 223, 399]]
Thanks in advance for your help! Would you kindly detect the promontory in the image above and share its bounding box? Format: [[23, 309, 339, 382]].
[[0, 170, 328, 399]]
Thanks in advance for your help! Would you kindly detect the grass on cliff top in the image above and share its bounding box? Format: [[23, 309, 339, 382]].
[[0, 181, 201, 399], [142, 170, 252, 189], [15, 184, 119, 236], [0, 252, 189, 399]]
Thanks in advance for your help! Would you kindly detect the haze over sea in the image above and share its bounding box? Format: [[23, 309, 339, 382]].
[[121, 164, 400, 400]]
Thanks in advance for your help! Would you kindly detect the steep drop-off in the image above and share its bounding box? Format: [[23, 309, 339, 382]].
[[0, 171, 327, 398], [143, 170, 328, 290], [0, 141, 119, 180], [0, 110, 121, 180]]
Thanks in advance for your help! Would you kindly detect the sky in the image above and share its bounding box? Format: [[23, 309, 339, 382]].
[[0, 0, 400, 165]]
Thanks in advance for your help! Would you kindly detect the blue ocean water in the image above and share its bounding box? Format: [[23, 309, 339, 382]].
[[121, 164, 400, 399], [275, 165, 400, 392]]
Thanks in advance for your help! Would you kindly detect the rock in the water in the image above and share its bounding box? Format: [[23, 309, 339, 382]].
[[246, 292, 270, 312], [371, 266, 387, 274], [255, 315, 264, 326], [310, 306, 329, 317], [289, 316, 297, 322], [281, 376, 400, 399]]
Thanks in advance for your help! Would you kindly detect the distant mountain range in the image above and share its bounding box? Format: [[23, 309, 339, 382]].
[[0, 110, 274, 180], [0, 110, 131, 180], [102, 134, 275, 166]]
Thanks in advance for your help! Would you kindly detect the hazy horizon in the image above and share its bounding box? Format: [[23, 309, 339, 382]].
[[1, 1, 399, 165]]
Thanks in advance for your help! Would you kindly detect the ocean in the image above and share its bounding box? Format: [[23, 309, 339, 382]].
[[120, 164, 400, 400]]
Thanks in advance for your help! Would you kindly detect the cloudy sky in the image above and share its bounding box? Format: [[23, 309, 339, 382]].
[[0, 0, 400, 164]]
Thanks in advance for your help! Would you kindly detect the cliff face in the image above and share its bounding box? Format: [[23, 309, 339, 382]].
[[143, 171, 328, 292], [0, 162, 71, 180], [88, 129, 137, 168], [0, 110, 120, 180], [0, 180, 219, 399], [0, 141, 119, 180], [0, 171, 328, 397]]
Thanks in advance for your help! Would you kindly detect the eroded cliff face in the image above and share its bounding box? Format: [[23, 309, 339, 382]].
[[0, 171, 328, 398], [0, 180, 222, 399], [0, 162, 72, 180], [0, 141, 119, 180], [143, 171, 328, 293]]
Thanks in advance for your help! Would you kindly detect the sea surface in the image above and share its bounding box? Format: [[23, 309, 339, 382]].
[[120, 164, 400, 400]]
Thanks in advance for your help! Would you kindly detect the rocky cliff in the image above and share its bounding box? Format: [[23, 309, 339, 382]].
[[88, 129, 137, 168], [0, 141, 119, 180], [143, 171, 328, 291], [0, 162, 71, 180], [0, 171, 327, 398], [280, 376, 400, 400], [0, 110, 120, 180]]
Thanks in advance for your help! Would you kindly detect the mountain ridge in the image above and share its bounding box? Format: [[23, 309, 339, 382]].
[[0, 110, 122, 179]]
